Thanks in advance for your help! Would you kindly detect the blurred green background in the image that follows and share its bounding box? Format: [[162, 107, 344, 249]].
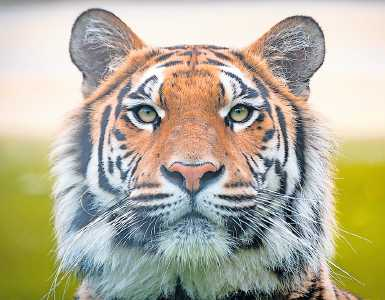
[[0, 138, 384, 299]]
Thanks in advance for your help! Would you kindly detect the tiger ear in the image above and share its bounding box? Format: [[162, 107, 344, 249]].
[[70, 8, 146, 96], [244, 16, 325, 97]]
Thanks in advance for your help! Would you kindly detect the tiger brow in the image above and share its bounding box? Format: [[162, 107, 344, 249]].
[[126, 75, 159, 101], [222, 70, 260, 101]]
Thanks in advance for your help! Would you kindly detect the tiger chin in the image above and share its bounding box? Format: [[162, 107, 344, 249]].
[[51, 8, 359, 300]]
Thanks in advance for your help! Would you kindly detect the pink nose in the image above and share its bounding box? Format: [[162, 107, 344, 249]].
[[168, 162, 218, 193]]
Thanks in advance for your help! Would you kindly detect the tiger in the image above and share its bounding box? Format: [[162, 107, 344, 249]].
[[51, 8, 360, 300]]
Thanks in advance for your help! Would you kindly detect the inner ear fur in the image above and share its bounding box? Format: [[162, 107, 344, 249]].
[[70, 8, 146, 96], [245, 16, 325, 97]]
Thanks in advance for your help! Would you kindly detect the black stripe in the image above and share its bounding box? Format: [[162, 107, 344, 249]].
[[276, 130, 281, 150], [214, 203, 256, 212], [275, 161, 287, 194], [231, 51, 255, 72], [135, 182, 160, 189], [262, 129, 275, 142], [128, 156, 142, 181], [281, 103, 306, 237], [158, 61, 183, 68], [108, 157, 114, 174], [242, 153, 261, 184], [253, 77, 270, 99], [88, 50, 160, 105], [263, 158, 273, 168], [98, 105, 116, 193], [113, 128, 126, 141], [219, 82, 225, 98], [242, 87, 259, 99], [256, 112, 265, 122], [69, 191, 98, 231], [275, 106, 289, 164], [205, 45, 229, 50], [216, 194, 256, 201], [123, 150, 135, 159], [164, 45, 189, 50], [224, 181, 251, 188], [115, 81, 131, 119], [225, 214, 252, 239], [154, 52, 175, 62], [279, 171, 287, 196], [158, 83, 166, 108], [222, 71, 254, 98], [210, 50, 231, 61], [253, 78, 273, 122], [300, 277, 320, 300], [204, 58, 228, 67], [128, 193, 172, 201], [76, 108, 93, 177], [293, 105, 306, 187], [119, 154, 139, 181], [129, 75, 158, 99], [179, 50, 194, 56]]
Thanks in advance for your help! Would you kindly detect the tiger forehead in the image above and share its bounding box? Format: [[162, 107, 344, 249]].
[[161, 69, 223, 110], [151, 45, 233, 68], [125, 46, 260, 107]]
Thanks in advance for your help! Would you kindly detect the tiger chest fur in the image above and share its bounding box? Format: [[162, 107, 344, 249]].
[[51, 8, 359, 300]]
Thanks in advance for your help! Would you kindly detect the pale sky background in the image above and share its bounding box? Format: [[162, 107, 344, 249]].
[[0, 1, 384, 138]]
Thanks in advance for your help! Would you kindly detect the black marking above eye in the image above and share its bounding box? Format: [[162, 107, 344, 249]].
[[115, 81, 132, 119], [253, 77, 270, 99], [128, 75, 158, 100]]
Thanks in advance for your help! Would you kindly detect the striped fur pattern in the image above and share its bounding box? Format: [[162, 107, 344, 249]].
[[51, 9, 359, 300]]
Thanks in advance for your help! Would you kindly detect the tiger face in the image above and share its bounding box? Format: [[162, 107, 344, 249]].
[[52, 9, 334, 299]]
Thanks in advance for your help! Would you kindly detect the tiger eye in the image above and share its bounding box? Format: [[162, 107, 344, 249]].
[[229, 105, 251, 123], [136, 105, 158, 123]]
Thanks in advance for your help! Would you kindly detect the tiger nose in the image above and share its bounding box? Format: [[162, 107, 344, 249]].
[[161, 162, 222, 193]]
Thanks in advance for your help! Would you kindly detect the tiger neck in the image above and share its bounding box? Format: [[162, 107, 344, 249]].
[[156, 268, 335, 300], [78, 267, 341, 300]]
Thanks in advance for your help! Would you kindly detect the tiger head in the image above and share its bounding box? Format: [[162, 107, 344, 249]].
[[52, 9, 334, 299]]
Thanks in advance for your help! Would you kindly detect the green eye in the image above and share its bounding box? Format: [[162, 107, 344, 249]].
[[135, 105, 159, 123], [229, 105, 252, 123]]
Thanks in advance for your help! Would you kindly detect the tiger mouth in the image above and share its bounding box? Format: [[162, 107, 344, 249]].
[[170, 212, 215, 237], [169, 211, 211, 228]]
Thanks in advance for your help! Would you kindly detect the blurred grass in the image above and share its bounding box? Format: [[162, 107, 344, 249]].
[[0, 138, 384, 299]]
